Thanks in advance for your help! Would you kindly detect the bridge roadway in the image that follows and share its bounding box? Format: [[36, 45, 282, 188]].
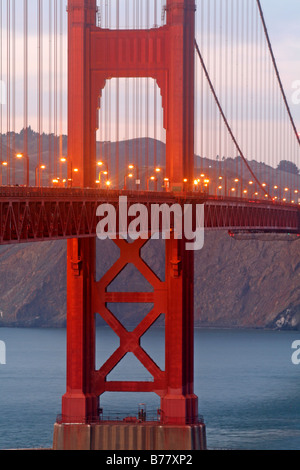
[[0, 186, 299, 244]]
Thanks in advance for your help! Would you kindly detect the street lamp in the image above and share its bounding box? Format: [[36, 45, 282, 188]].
[[16, 152, 30, 186], [163, 177, 170, 190], [97, 160, 108, 170], [98, 170, 108, 188], [97, 161, 109, 181], [284, 187, 290, 202], [0, 161, 8, 186], [215, 185, 223, 196], [124, 173, 133, 190], [147, 175, 156, 190], [35, 164, 46, 187], [128, 163, 141, 189], [59, 157, 67, 183]]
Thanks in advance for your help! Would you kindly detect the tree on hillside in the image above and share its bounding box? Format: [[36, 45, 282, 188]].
[[277, 160, 299, 175]]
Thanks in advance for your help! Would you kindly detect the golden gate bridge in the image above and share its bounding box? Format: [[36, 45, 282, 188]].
[[0, 0, 299, 450]]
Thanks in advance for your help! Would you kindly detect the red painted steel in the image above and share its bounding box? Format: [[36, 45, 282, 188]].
[[60, 0, 202, 426], [0, 187, 299, 244]]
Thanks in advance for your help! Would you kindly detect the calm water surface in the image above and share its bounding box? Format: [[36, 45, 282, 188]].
[[0, 327, 299, 450]]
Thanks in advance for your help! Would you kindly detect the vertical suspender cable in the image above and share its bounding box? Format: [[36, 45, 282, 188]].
[[125, 1, 129, 171], [108, 1, 111, 178], [212, 0, 216, 184], [115, 0, 119, 188], [0, 0, 2, 175], [223, 0, 228, 190], [24, 0, 28, 185], [206, 0, 210, 162], [7, 0, 10, 184], [49, 0, 52, 184], [59, 0, 63, 169], [218, 0, 222, 184], [145, 0, 150, 185], [240, 0, 244, 195], [200, 0, 204, 175], [38, 0, 43, 186], [235, 0, 239, 182], [12, 0, 15, 185], [153, 0, 157, 172], [54, 0, 58, 179]]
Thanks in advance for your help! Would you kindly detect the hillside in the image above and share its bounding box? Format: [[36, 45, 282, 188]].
[[0, 231, 299, 330], [0, 129, 300, 330]]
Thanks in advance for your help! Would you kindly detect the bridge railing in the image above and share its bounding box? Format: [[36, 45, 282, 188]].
[[55, 412, 205, 425]]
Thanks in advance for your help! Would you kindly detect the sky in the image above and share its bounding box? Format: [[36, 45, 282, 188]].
[[0, 0, 300, 135], [260, 0, 300, 127]]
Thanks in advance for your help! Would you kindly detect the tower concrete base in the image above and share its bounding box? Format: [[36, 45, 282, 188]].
[[53, 422, 207, 451]]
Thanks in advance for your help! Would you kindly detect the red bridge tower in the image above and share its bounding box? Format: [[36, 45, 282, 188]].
[[53, 0, 206, 450]]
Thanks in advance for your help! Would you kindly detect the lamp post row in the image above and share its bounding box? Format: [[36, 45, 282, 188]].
[[0, 154, 299, 203]]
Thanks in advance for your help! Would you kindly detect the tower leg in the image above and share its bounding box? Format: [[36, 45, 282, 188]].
[[160, 235, 198, 425], [61, 238, 98, 424]]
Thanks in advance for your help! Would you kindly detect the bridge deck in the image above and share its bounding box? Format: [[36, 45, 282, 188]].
[[0, 187, 299, 244]]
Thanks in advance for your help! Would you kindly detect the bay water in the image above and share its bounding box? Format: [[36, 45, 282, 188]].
[[0, 327, 299, 450]]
